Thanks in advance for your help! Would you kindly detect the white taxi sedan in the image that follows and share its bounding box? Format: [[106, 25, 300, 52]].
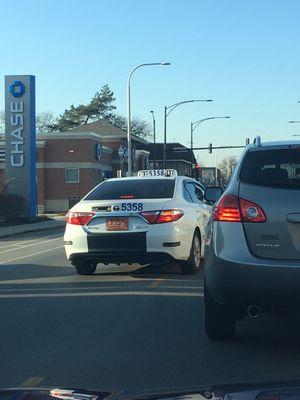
[[64, 170, 211, 275]]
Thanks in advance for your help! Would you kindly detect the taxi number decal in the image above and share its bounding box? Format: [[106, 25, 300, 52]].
[[148, 170, 165, 176], [121, 203, 143, 211]]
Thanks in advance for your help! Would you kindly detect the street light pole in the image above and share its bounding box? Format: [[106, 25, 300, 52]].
[[190, 116, 230, 180], [190, 122, 194, 176], [190, 122, 193, 151], [289, 121, 300, 136], [190, 116, 231, 152], [163, 106, 167, 168], [163, 99, 213, 168], [150, 110, 156, 169], [127, 62, 170, 177]]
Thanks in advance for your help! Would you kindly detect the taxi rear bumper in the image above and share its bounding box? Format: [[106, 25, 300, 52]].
[[64, 222, 193, 262], [69, 251, 175, 265]]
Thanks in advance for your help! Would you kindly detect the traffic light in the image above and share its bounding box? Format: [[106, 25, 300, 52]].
[[208, 143, 213, 154]]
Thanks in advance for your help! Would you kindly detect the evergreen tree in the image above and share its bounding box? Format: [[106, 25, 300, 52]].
[[53, 84, 116, 131]]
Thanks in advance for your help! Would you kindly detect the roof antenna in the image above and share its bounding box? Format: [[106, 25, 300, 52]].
[[253, 136, 261, 146]]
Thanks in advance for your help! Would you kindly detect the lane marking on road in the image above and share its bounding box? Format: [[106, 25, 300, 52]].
[[0, 236, 62, 254], [148, 275, 167, 288], [0, 245, 64, 265], [0, 285, 129, 292], [0, 291, 203, 299], [0, 275, 147, 285], [0, 283, 204, 292], [20, 376, 45, 387], [0, 233, 62, 250], [161, 285, 203, 289]]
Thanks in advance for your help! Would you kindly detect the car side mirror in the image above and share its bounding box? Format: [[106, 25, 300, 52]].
[[204, 187, 223, 203]]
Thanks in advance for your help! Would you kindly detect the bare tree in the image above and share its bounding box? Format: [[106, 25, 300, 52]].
[[109, 114, 152, 140], [36, 111, 56, 134], [219, 156, 238, 182], [0, 110, 4, 132], [1, 110, 57, 134]]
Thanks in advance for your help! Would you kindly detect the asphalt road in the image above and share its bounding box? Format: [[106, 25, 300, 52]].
[[1, 228, 300, 394]]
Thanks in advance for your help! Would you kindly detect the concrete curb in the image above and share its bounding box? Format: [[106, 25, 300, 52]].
[[0, 219, 66, 239]]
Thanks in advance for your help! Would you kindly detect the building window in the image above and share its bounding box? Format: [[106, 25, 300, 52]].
[[92, 168, 102, 184], [65, 168, 79, 183]]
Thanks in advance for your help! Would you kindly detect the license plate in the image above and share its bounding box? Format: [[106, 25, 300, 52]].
[[106, 218, 129, 231]]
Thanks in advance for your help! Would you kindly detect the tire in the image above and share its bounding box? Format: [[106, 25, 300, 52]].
[[74, 260, 97, 275], [204, 283, 236, 340], [180, 231, 201, 274]]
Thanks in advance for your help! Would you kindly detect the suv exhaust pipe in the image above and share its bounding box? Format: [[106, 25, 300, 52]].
[[247, 304, 261, 318]]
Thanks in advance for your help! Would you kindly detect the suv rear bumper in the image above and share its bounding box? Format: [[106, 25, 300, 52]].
[[206, 255, 300, 306], [205, 222, 300, 310]]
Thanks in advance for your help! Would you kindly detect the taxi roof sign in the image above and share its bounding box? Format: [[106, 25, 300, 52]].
[[137, 169, 178, 177]]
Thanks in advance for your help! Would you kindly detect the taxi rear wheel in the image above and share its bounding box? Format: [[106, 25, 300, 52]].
[[74, 260, 97, 275], [180, 231, 201, 274]]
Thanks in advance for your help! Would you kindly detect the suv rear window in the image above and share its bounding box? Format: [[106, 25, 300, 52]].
[[240, 148, 300, 189], [84, 179, 176, 200]]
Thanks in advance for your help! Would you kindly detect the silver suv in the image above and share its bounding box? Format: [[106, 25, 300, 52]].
[[204, 137, 300, 340]]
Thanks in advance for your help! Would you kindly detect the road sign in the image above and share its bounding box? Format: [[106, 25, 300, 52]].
[[202, 169, 215, 179]]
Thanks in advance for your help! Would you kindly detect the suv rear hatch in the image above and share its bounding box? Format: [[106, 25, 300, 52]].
[[239, 145, 300, 260]]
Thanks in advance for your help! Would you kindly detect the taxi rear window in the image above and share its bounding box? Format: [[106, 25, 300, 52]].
[[84, 179, 175, 200]]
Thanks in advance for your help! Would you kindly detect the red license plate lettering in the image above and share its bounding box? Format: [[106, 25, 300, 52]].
[[106, 218, 129, 231]]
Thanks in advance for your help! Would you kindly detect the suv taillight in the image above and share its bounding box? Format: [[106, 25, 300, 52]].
[[66, 212, 95, 225], [140, 210, 184, 224], [239, 198, 266, 222], [213, 195, 266, 223], [213, 195, 241, 222]]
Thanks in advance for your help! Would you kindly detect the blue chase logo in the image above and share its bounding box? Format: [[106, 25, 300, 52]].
[[95, 143, 102, 160], [9, 80, 25, 98]]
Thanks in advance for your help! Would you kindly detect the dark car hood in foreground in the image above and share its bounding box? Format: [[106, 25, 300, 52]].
[[1, 382, 300, 400]]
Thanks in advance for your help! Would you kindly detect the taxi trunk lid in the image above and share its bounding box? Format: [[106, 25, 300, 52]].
[[82, 199, 170, 234], [70, 176, 176, 233]]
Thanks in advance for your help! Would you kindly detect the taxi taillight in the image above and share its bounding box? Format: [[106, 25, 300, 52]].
[[140, 210, 184, 224], [66, 211, 95, 225]]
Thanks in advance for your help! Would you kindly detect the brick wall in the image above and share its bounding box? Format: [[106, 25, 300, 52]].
[[0, 134, 149, 212], [43, 139, 95, 162], [44, 168, 93, 200]]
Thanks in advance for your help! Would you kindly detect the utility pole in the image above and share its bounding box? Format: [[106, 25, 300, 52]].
[[150, 111, 156, 169]]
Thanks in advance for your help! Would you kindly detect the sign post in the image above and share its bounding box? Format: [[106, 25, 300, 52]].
[[5, 75, 36, 219]]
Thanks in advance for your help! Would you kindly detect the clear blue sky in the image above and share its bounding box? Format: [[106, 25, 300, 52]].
[[1, 0, 300, 165]]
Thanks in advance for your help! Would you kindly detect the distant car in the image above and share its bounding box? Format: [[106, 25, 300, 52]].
[[204, 137, 300, 340], [64, 169, 211, 275]]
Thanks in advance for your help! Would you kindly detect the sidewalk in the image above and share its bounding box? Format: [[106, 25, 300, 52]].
[[0, 216, 66, 239]]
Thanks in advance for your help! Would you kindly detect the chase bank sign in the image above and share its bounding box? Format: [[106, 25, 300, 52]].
[[10, 80, 26, 98], [9, 81, 26, 167], [5, 75, 36, 219]]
